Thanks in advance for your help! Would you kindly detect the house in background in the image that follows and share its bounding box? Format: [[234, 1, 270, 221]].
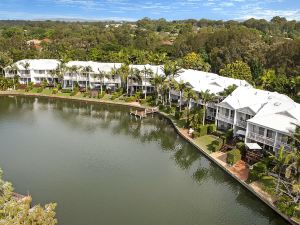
[[216, 86, 300, 152]]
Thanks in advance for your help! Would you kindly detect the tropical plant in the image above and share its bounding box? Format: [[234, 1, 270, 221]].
[[82, 65, 93, 91], [200, 90, 216, 125], [141, 66, 154, 99]]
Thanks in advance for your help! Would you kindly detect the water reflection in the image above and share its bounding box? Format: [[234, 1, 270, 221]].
[[0, 96, 289, 225]]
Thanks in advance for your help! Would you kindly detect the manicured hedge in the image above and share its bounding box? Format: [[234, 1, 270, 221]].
[[226, 149, 241, 165], [198, 125, 207, 136]]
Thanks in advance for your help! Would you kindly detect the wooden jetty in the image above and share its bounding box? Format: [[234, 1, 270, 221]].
[[130, 107, 158, 119]]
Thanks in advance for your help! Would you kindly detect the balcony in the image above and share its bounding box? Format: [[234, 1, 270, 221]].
[[247, 131, 275, 147], [236, 120, 247, 128], [215, 113, 234, 124]]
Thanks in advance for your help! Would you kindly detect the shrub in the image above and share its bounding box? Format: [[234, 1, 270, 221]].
[[159, 104, 164, 110], [37, 87, 43, 93], [111, 91, 123, 100], [125, 96, 136, 102], [192, 131, 201, 139], [225, 129, 233, 143], [293, 205, 300, 221], [61, 89, 72, 93], [198, 125, 208, 137], [70, 87, 79, 96], [207, 124, 216, 134], [98, 92, 105, 99], [52, 88, 58, 94], [140, 99, 147, 105], [175, 111, 183, 120], [236, 142, 246, 156], [208, 140, 220, 152], [226, 149, 241, 165], [276, 195, 297, 217], [57, 83, 62, 90], [248, 161, 267, 182]]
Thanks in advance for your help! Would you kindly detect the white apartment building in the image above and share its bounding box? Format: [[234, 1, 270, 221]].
[[4, 59, 60, 84], [174, 70, 251, 121], [216, 86, 300, 152], [63, 61, 122, 90]]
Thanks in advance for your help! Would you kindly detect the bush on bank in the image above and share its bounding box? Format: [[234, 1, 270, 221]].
[[226, 149, 241, 165]]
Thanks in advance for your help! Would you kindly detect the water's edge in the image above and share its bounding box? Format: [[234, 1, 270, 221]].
[[0, 91, 296, 225]]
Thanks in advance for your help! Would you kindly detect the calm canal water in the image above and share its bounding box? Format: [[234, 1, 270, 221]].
[[0, 96, 289, 225]]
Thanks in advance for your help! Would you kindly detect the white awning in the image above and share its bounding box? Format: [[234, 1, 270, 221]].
[[246, 143, 262, 150], [236, 130, 246, 136]]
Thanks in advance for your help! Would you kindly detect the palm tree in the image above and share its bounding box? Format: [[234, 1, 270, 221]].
[[150, 73, 164, 105], [185, 87, 198, 125], [20, 61, 30, 85], [200, 90, 216, 125], [82, 66, 92, 91], [141, 66, 153, 99], [56, 62, 67, 87], [117, 64, 130, 94], [97, 69, 110, 95], [269, 146, 290, 193], [68, 65, 81, 91], [161, 63, 172, 104], [109, 65, 118, 91], [6, 64, 18, 90], [128, 68, 141, 96], [176, 81, 190, 112]]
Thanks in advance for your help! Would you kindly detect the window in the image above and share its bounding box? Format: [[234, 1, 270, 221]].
[[225, 109, 229, 117], [258, 127, 265, 136], [266, 130, 274, 139]]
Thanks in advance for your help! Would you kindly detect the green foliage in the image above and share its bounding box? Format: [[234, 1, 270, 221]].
[[225, 128, 233, 144], [181, 52, 211, 71], [111, 90, 123, 100], [220, 61, 253, 83], [276, 195, 297, 217], [0, 168, 57, 224], [248, 161, 268, 182], [175, 110, 183, 120], [70, 87, 79, 96], [236, 142, 246, 156], [207, 124, 216, 134], [37, 87, 43, 93], [198, 125, 208, 137], [98, 92, 105, 99], [226, 149, 241, 165], [61, 89, 72, 93], [52, 88, 58, 94], [192, 131, 201, 139], [125, 96, 136, 102]]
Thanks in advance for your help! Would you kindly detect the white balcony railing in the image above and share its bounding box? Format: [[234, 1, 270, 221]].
[[215, 113, 234, 124], [236, 120, 247, 128], [247, 131, 275, 147]]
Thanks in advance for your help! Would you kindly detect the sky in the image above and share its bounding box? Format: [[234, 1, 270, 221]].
[[0, 0, 299, 21]]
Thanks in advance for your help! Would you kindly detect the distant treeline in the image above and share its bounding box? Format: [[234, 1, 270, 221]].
[[0, 17, 299, 101]]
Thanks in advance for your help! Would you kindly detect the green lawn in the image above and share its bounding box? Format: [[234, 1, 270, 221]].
[[194, 135, 222, 153]]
